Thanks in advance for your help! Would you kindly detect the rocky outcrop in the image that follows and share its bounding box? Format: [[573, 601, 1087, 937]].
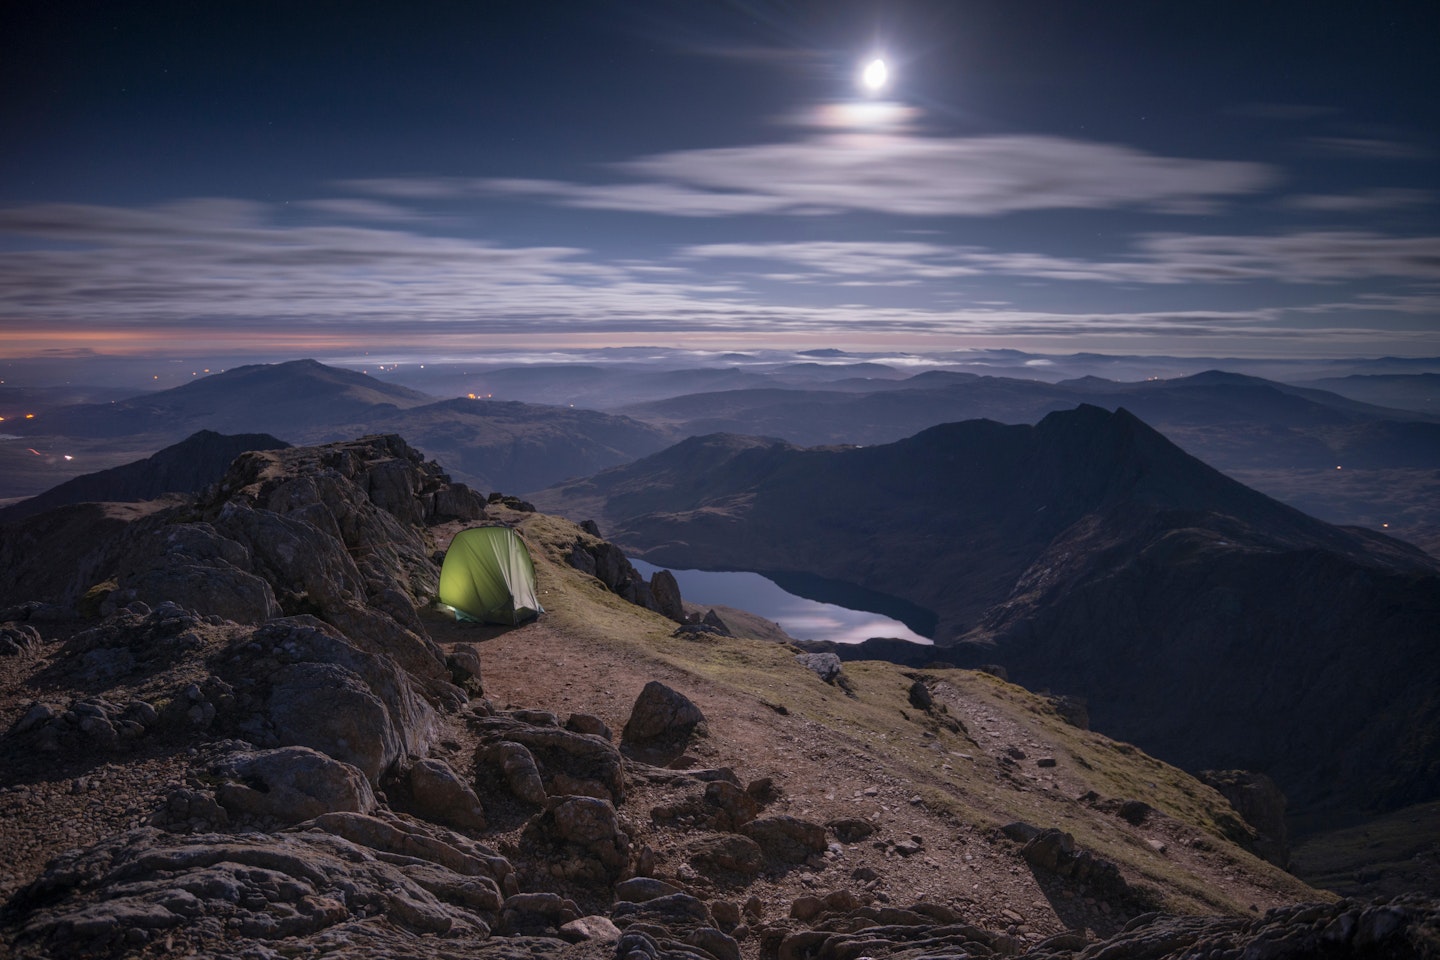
[[621, 681, 707, 765], [212, 746, 376, 823], [1, 435, 481, 713], [797, 652, 843, 684], [1200, 769, 1290, 868], [566, 533, 690, 622], [472, 712, 626, 806], [397, 758, 488, 832], [522, 795, 631, 883], [0, 624, 43, 657], [1020, 828, 1135, 903], [0, 605, 440, 785], [5, 822, 506, 957]]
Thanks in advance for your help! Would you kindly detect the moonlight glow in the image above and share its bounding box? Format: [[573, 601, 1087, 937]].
[[861, 58, 888, 93]]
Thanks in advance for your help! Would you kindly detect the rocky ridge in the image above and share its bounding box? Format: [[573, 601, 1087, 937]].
[[0, 434, 1435, 958]]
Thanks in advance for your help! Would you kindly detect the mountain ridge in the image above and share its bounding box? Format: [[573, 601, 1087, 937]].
[[534, 406, 1440, 823]]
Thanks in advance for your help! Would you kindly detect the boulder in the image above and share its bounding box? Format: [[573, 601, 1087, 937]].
[[565, 713, 612, 740], [1020, 828, 1131, 897], [1117, 799, 1153, 825], [614, 877, 684, 903], [797, 653, 843, 684], [648, 570, 685, 622], [611, 892, 713, 935], [0, 623, 43, 657], [524, 795, 631, 882], [472, 716, 625, 804], [404, 758, 487, 832], [621, 681, 707, 765], [704, 780, 760, 831], [687, 834, 764, 876], [740, 816, 827, 863], [479, 741, 549, 805], [827, 818, 877, 843], [496, 892, 580, 937], [560, 915, 622, 943], [213, 746, 376, 823], [253, 617, 439, 783], [267, 662, 404, 782], [446, 643, 484, 695], [701, 610, 732, 636], [907, 679, 933, 711]]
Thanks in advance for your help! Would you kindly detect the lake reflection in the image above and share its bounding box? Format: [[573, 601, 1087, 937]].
[[632, 560, 932, 645]]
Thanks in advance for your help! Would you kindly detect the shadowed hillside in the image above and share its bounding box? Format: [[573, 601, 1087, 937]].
[[534, 406, 1440, 824], [0, 430, 288, 524]]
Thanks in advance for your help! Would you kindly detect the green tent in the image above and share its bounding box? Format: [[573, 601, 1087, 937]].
[[438, 526, 543, 625]]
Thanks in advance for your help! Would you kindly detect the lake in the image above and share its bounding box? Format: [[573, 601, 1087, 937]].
[[631, 560, 933, 645]]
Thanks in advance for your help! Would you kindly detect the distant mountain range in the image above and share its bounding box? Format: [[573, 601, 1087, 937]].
[[2, 359, 669, 500], [534, 405, 1440, 824], [613, 368, 1440, 553], [5, 358, 1436, 551]]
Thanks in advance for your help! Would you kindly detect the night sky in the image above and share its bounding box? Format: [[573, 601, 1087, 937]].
[[3, 1, 1438, 361]]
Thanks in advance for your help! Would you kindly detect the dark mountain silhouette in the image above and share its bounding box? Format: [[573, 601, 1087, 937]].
[[0, 430, 288, 524], [535, 406, 1440, 823], [616, 369, 1440, 552], [13, 359, 436, 439], [619, 369, 1437, 459]]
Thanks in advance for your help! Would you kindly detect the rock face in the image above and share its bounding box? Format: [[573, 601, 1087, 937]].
[[566, 533, 689, 622], [6, 821, 507, 956], [1201, 769, 1291, 868], [1, 435, 482, 713]]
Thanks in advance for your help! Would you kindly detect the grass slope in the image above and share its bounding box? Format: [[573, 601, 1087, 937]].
[[456, 508, 1320, 921]]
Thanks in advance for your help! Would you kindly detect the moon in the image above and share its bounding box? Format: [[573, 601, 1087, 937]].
[[861, 58, 888, 93]]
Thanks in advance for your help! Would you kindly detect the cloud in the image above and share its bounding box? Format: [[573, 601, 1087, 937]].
[[685, 233, 1440, 285], [1, 200, 1434, 357], [346, 133, 1275, 218], [1308, 137, 1433, 160], [1284, 188, 1435, 212], [685, 241, 979, 280], [298, 198, 430, 222]]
